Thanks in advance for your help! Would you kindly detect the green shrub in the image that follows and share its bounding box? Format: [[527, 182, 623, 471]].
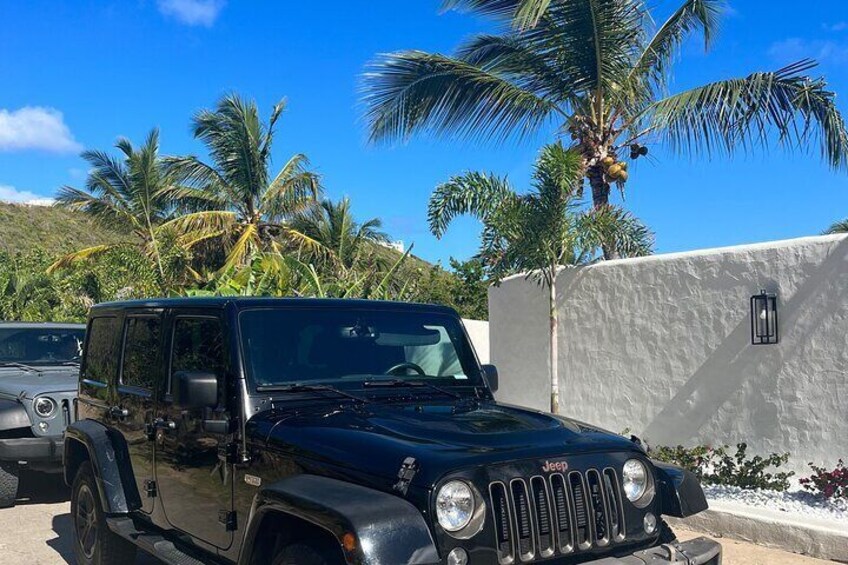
[[651, 442, 794, 492]]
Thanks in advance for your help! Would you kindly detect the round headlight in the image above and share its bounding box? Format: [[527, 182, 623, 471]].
[[622, 459, 650, 502], [34, 397, 57, 418], [436, 480, 475, 532]]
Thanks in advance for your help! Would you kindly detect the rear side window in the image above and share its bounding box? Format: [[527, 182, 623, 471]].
[[121, 316, 162, 390], [84, 317, 119, 384], [170, 317, 226, 389]]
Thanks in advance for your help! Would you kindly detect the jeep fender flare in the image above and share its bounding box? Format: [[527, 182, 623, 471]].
[[63, 419, 142, 514], [0, 398, 30, 431], [241, 474, 440, 565], [654, 461, 709, 518]]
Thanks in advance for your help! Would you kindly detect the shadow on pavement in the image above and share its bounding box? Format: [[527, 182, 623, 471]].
[[16, 471, 70, 505]]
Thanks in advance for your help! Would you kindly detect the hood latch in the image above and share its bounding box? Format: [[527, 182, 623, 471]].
[[393, 456, 419, 496]]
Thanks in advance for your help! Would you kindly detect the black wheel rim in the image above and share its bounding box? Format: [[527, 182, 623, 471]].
[[75, 484, 98, 559]]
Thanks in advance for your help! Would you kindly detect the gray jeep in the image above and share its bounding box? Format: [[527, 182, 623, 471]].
[[0, 322, 85, 507]]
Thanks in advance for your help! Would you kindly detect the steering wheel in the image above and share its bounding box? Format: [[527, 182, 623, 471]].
[[385, 362, 426, 376]]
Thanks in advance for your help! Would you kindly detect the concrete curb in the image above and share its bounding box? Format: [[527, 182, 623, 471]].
[[668, 500, 848, 563]]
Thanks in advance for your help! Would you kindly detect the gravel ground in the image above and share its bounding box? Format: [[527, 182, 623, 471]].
[[704, 484, 848, 523], [0, 473, 837, 564]]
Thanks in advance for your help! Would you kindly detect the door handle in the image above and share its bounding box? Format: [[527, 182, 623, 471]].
[[108, 406, 129, 419]]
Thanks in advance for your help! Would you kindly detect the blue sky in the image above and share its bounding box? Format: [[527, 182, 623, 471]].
[[1, 0, 847, 265]]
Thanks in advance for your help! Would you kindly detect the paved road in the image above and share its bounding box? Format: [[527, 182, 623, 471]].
[[0, 473, 834, 564]]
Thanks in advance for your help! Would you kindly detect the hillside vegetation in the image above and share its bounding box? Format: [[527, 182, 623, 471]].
[[0, 203, 124, 255]]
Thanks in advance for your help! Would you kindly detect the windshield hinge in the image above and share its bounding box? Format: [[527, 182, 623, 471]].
[[144, 479, 157, 498], [393, 456, 419, 496]]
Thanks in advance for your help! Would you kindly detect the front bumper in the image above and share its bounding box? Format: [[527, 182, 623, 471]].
[[587, 537, 721, 564], [0, 437, 64, 466]]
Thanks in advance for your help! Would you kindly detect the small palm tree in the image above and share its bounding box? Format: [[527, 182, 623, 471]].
[[289, 197, 389, 269], [825, 219, 848, 234], [429, 143, 652, 412], [363, 0, 848, 257], [165, 94, 321, 272], [52, 129, 175, 281]]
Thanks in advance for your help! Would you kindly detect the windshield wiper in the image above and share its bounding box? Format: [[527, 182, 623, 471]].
[[62, 361, 80, 367], [362, 379, 462, 399], [255, 383, 369, 404], [0, 362, 41, 373]]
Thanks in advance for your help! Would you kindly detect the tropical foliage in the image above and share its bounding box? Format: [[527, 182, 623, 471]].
[[825, 218, 848, 234], [428, 142, 652, 411], [363, 0, 848, 257], [164, 95, 322, 273], [50, 129, 191, 290]]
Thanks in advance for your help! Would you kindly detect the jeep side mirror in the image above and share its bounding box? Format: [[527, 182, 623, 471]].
[[481, 364, 499, 393], [173, 371, 218, 410]]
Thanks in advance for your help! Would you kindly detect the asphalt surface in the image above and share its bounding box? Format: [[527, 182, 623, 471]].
[[0, 472, 835, 564]]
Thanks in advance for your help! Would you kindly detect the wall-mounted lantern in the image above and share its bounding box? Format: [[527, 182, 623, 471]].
[[750, 290, 778, 345]]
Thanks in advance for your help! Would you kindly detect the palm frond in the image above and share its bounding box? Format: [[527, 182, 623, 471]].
[[577, 205, 654, 259], [161, 210, 238, 242], [47, 243, 124, 273], [630, 0, 724, 92], [220, 223, 259, 273], [824, 218, 848, 234], [362, 50, 561, 144], [428, 172, 517, 238], [646, 60, 848, 170]]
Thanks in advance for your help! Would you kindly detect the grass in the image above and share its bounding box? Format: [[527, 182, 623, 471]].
[[0, 203, 125, 255]]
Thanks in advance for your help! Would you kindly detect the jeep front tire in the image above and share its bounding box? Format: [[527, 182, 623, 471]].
[[0, 462, 19, 508], [71, 462, 136, 565]]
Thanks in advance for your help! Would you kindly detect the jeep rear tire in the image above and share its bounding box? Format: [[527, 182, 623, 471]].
[[272, 542, 343, 565], [0, 462, 19, 508], [71, 462, 136, 565]]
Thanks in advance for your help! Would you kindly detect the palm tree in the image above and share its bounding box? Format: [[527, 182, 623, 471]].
[[429, 143, 652, 412], [165, 94, 321, 273], [289, 197, 389, 269], [363, 0, 848, 255], [825, 219, 848, 234], [51, 129, 175, 281]]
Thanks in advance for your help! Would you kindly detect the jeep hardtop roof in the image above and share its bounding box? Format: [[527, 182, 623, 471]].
[[89, 297, 459, 316]]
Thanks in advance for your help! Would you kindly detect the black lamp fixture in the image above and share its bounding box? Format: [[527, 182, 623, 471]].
[[750, 290, 778, 345]]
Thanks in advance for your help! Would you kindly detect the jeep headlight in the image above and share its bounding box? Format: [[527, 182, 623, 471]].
[[622, 459, 654, 507], [436, 480, 475, 532], [34, 396, 57, 418]]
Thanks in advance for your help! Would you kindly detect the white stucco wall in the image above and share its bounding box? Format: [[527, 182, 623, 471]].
[[489, 234, 848, 474], [462, 318, 490, 364]]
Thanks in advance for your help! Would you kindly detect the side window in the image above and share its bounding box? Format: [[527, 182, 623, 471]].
[[170, 317, 225, 390], [121, 316, 162, 390], [84, 317, 119, 384]]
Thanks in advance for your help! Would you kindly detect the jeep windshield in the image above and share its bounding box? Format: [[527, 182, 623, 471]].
[[239, 308, 484, 391], [0, 327, 85, 367]]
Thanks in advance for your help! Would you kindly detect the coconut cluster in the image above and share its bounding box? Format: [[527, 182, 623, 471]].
[[600, 155, 628, 183]]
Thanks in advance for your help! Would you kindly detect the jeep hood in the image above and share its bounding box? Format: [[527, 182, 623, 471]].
[[247, 400, 641, 486], [0, 366, 78, 399]]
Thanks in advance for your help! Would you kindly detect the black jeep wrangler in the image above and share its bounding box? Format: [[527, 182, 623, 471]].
[[65, 298, 721, 565]]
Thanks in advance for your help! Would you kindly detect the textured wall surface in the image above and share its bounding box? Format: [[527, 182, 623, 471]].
[[462, 319, 490, 364], [489, 235, 848, 474]]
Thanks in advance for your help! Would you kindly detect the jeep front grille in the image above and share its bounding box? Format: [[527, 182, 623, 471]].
[[489, 469, 626, 563]]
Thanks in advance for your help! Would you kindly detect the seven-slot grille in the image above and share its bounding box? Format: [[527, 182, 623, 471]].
[[489, 469, 626, 563]]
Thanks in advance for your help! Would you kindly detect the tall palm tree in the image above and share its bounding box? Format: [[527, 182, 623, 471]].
[[825, 219, 848, 234], [165, 94, 321, 272], [51, 129, 175, 280], [289, 197, 389, 269], [363, 0, 848, 253], [429, 143, 652, 412]]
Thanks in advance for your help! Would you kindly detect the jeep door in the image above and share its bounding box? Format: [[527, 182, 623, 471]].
[[115, 310, 165, 515], [155, 312, 233, 550]]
